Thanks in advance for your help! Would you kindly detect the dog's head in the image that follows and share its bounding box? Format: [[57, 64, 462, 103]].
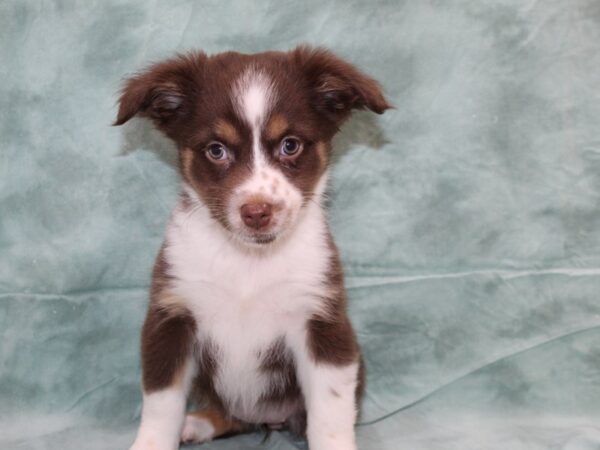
[[115, 47, 390, 245]]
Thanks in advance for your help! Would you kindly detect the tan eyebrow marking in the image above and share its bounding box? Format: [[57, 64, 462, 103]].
[[265, 114, 289, 141], [316, 141, 329, 167], [214, 119, 241, 145], [180, 147, 200, 191]]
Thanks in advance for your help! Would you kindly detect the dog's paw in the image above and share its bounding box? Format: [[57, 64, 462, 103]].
[[128, 441, 169, 450], [128, 435, 177, 450], [180, 414, 216, 444], [311, 444, 357, 450], [309, 435, 357, 450]]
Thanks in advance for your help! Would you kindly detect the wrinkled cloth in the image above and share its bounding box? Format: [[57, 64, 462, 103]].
[[1, 0, 600, 449]]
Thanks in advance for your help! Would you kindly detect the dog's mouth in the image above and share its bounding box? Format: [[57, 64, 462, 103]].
[[253, 233, 277, 244], [239, 232, 277, 245]]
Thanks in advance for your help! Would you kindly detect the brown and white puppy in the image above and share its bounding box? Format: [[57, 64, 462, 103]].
[[115, 47, 390, 450]]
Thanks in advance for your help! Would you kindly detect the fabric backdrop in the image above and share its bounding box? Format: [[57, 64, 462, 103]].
[[1, 0, 600, 449]]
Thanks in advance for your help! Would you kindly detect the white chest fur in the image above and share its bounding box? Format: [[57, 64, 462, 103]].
[[162, 197, 331, 421]]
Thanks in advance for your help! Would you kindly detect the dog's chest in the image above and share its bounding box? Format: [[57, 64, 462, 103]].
[[164, 207, 331, 420]]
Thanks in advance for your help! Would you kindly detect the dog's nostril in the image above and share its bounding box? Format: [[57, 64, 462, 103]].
[[240, 202, 273, 230]]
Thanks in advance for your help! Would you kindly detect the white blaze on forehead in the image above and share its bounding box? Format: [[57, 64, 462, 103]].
[[229, 68, 304, 241], [234, 68, 275, 167], [237, 72, 271, 126]]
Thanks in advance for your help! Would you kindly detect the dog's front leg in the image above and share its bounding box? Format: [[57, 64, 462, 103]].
[[293, 316, 361, 450], [129, 305, 197, 450]]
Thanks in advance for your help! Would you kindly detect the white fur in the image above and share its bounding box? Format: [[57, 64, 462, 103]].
[[305, 364, 359, 450], [166, 174, 330, 423], [230, 69, 302, 243], [129, 360, 195, 450], [291, 337, 360, 450], [227, 165, 304, 242], [234, 68, 274, 167], [234, 68, 273, 129], [180, 415, 215, 444]]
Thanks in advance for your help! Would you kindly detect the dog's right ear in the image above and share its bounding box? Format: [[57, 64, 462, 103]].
[[113, 52, 206, 135]]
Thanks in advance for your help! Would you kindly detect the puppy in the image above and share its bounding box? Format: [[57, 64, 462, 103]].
[[115, 46, 390, 450]]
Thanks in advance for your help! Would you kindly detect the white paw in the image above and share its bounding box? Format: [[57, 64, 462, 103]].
[[311, 443, 357, 450], [309, 434, 357, 450], [128, 438, 175, 450], [180, 415, 216, 444]]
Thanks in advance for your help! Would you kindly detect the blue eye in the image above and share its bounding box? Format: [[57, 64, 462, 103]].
[[206, 142, 228, 162], [280, 137, 302, 157]]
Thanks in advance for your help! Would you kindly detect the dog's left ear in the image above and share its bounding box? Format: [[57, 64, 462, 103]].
[[292, 46, 391, 122]]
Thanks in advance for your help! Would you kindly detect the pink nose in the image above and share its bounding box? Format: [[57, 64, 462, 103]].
[[240, 202, 272, 230]]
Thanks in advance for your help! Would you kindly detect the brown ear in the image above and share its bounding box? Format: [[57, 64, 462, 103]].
[[113, 52, 206, 131], [292, 46, 391, 121]]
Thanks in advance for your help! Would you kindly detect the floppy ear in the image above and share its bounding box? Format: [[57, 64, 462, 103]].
[[292, 46, 391, 121], [113, 52, 206, 134]]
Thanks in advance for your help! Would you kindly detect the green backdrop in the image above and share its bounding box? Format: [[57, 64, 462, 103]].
[[1, 0, 600, 449]]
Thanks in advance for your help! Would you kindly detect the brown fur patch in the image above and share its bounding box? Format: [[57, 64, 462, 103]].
[[258, 338, 301, 403], [141, 304, 197, 392], [141, 248, 198, 393], [191, 340, 224, 410], [306, 231, 360, 365], [266, 114, 289, 141], [179, 147, 211, 217], [315, 141, 329, 167], [307, 316, 359, 366], [180, 147, 195, 182], [214, 119, 241, 145]]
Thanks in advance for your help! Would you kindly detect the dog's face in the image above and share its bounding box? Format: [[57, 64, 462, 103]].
[[115, 48, 389, 245]]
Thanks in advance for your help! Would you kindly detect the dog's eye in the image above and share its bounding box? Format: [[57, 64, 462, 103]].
[[206, 142, 229, 162], [279, 137, 302, 158]]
